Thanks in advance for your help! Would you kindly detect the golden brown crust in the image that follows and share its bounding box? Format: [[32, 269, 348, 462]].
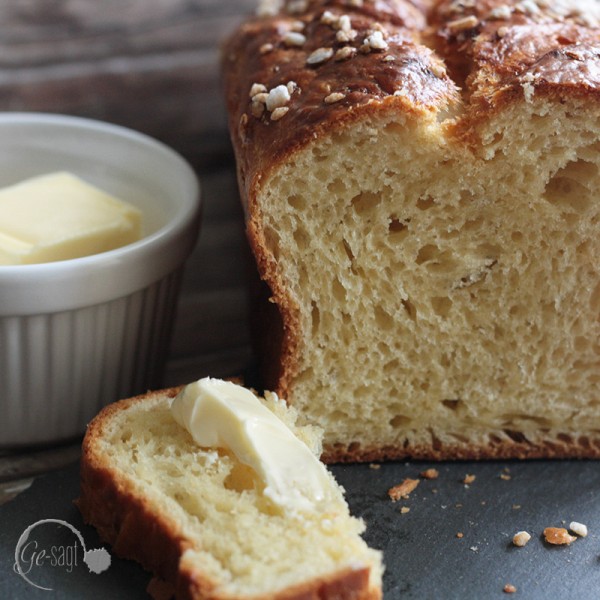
[[224, 4, 457, 211], [77, 389, 380, 600], [322, 435, 600, 463], [431, 0, 600, 131]]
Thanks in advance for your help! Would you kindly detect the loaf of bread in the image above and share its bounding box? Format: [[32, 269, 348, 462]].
[[223, 0, 600, 461], [78, 387, 382, 599]]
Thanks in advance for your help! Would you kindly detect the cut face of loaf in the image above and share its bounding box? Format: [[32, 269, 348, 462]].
[[223, 0, 600, 460], [78, 389, 382, 599]]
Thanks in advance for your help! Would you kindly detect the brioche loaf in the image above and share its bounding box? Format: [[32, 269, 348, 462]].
[[78, 387, 382, 599], [223, 0, 600, 461]]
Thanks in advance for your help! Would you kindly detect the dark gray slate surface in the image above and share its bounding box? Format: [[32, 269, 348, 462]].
[[1, 460, 599, 599]]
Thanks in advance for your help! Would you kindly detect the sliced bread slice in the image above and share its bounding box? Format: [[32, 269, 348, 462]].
[[78, 387, 382, 599]]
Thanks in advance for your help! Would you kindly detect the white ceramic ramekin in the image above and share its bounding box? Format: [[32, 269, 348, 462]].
[[0, 113, 200, 447]]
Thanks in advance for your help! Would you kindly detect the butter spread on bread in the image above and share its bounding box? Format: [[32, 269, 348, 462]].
[[78, 387, 383, 599], [171, 377, 334, 515]]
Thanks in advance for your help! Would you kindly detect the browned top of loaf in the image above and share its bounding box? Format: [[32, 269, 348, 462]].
[[223, 0, 459, 208], [223, 0, 600, 207], [432, 0, 600, 119]]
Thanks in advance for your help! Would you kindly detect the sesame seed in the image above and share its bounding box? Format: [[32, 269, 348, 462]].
[[306, 47, 334, 65], [382, 54, 395, 62], [336, 29, 357, 42], [489, 5, 512, 19], [515, 0, 540, 15], [321, 10, 336, 25], [286, 80, 298, 94], [324, 92, 346, 104], [270, 106, 289, 121], [348, 0, 363, 6], [447, 15, 479, 31], [256, 0, 278, 17], [448, 0, 475, 12], [251, 101, 265, 118], [249, 83, 267, 98], [286, 0, 308, 14], [337, 14, 352, 32], [259, 43, 274, 54], [335, 46, 357, 61], [289, 20, 305, 32], [497, 26, 509, 38], [283, 31, 306, 46], [252, 92, 269, 104], [266, 84, 291, 111]]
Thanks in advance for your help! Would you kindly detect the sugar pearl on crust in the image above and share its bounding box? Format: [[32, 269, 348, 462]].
[[266, 85, 291, 111], [364, 31, 388, 50]]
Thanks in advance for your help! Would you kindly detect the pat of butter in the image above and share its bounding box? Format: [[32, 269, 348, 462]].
[[171, 377, 333, 515], [0, 172, 142, 265]]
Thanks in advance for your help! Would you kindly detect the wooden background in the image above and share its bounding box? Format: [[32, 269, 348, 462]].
[[0, 0, 263, 388]]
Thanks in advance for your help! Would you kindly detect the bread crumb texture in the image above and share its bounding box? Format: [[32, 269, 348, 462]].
[[93, 394, 382, 597], [543, 527, 577, 545], [225, 0, 600, 461]]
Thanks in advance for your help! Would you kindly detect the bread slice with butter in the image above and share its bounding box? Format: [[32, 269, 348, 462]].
[[78, 380, 382, 600]]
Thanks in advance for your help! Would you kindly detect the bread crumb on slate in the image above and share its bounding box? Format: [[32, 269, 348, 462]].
[[388, 478, 419, 501], [500, 473, 512, 481], [400, 506, 410, 514], [420, 468, 439, 479], [543, 527, 577, 545], [369, 463, 381, 470], [512, 531, 531, 547], [456, 532, 464, 538], [463, 474, 476, 484], [503, 583, 517, 594]]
